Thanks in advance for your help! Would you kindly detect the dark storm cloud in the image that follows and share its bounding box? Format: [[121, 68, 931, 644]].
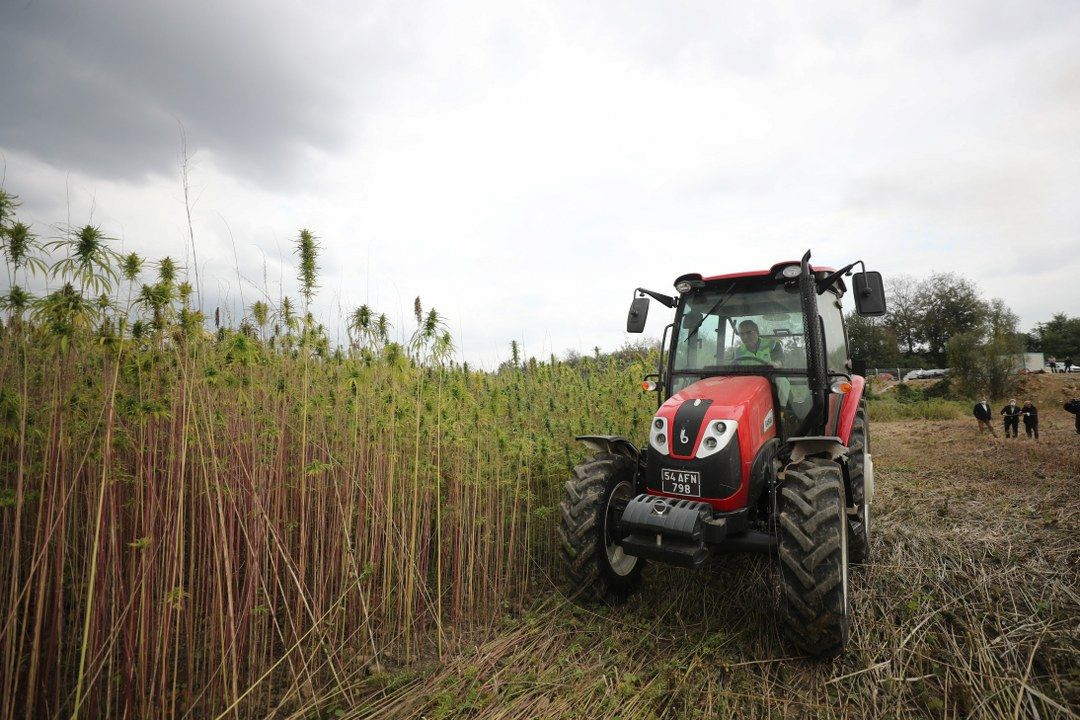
[[0, 0, 408, 184]]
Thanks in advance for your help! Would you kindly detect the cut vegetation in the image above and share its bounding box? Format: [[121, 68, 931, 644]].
[[303, 410, 1080, 720]]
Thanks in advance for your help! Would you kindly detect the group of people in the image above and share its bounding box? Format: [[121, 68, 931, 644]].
[[1048, 356, 1073, 373], [973, 397, 1080, 437]]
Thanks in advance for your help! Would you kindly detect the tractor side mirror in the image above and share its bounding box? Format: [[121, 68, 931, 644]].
[[853, 271, 887, 317], [627, 296, 650, 333]]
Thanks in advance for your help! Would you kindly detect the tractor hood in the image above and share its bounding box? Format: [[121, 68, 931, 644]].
[[655, 376, 775, 459], [645, 376, 778, 510]]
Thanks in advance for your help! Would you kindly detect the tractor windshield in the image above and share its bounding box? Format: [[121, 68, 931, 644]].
[[672, 280, 806, 375], [669, 279, 814, 415]]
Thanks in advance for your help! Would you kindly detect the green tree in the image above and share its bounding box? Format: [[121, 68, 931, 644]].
[[884, 274, 925, 356], [921, 273, 985, 364], [983, 300, 1024, 398], [947, 298, 1023, 398], [1027, 313, 1080, 360], [845, 313, 899, 368]]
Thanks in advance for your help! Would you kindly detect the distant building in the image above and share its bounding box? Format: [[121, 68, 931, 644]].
[[1012, 352, 1046, 373]]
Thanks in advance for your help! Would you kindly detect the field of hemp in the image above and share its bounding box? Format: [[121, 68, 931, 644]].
[[0, 189, 657, 718]]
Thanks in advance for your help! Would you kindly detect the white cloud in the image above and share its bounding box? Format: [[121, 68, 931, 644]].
[[3, 0, 1079, 365]]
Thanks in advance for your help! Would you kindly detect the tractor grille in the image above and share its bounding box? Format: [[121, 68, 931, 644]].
[[645, 438, 741, 501]]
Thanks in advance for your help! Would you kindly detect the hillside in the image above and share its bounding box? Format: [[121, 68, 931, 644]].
[[1013, 372, 1080, 410]]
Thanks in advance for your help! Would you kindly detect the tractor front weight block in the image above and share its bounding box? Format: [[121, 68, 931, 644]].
[[618, 494, 727, 569]]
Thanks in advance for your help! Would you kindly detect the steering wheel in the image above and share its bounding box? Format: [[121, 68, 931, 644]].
[[733, 354, 773, 367]]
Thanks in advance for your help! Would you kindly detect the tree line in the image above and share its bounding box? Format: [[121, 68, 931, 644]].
[[1026, 313, 1080, 361], [845, 272, 1075, 398]]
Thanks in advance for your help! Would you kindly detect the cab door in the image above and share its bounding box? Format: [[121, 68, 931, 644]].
[[820, 295, 849, 435]]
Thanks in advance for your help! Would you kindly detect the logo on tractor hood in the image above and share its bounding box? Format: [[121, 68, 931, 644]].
[[671, 398, 713, 457]]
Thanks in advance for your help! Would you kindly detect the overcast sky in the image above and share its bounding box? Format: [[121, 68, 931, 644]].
[[2, 0, 1078, 367]]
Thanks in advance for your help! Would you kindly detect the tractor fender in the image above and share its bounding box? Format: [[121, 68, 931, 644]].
[[786, 436, 846, 464], [575, 435, 639, 461], [835, 375, 866, 444]]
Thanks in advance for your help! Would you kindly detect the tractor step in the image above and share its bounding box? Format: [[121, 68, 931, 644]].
[[618, 494, 728, 569]]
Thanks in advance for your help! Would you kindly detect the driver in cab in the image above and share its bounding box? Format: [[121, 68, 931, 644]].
[[733, 320, 781, 366], [733, 320, 808, 424]]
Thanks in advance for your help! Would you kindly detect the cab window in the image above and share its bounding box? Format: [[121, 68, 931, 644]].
[[820, 296, 848, 374]]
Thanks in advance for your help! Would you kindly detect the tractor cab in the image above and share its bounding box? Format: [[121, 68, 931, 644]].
[[666, 264, 853, 440], [669, 271, 817, 439], [629, 255, 885, 442], [562, 251, 888, 657]]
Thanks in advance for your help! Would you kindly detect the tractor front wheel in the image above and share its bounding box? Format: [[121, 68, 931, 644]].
[[778, 458, 850, 657], [558, 453, 643, 604]]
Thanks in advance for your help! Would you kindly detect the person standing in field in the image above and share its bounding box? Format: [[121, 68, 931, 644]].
[[1048, 356, 1057, 373], [972, 399, 995, 436], [1065, 399, 1080, 434], [1066, 356, 1074, 373], [1000, 399, 1021, 438], [1021, 400, 1039, 440]]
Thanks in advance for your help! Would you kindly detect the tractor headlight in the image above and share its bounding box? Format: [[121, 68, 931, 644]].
[[673, 274, 705, 293], [649, 416, 670, 455], [695, 419, 738, 459], [781, 265, 801, 279]]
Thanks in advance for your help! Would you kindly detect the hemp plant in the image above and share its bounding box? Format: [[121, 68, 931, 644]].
[[296, 229, 319, 313], [46, 224, 119, 295]]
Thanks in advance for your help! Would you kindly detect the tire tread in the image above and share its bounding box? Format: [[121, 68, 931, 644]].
[[559, 453, 643, 604], [777, 458, 850, 657]]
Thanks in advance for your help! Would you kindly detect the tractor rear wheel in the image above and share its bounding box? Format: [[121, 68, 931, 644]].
[[847, 404, 871, 563], [778, 458, 850, 657], [558, 453, 643, 604]]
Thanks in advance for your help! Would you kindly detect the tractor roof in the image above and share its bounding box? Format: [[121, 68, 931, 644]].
[[699, 261, 836, 283]]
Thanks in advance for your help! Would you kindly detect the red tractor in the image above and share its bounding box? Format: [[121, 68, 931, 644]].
[[560, 252, 887, 656]]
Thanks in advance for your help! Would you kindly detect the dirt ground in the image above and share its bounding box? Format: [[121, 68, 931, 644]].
[[308, 401, 1080, 719]]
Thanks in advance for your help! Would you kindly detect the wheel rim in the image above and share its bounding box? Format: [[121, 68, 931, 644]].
[[862, 437, 871, 545], [863, 500, 871, 546], [604, 481, 637, 576]]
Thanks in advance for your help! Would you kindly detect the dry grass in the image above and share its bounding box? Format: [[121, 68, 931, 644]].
[[299, 414, 1080, 720]]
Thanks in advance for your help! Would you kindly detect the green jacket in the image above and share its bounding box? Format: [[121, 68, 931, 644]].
[[735, 343, 801, 405], [734, 343, 774, 365]]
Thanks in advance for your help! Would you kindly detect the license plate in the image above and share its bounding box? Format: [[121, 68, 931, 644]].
[[661, 469, 701, 497]]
